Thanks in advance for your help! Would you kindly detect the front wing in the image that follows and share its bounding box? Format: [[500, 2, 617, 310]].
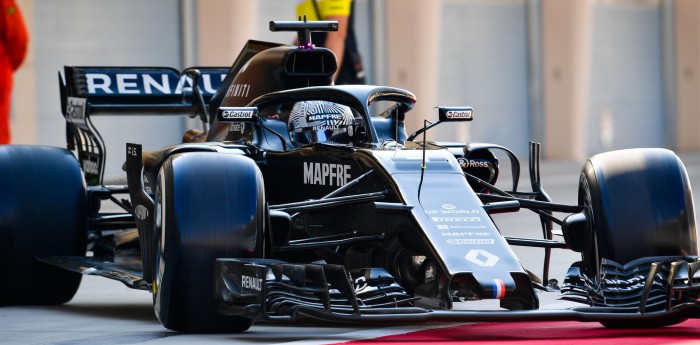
[[215, 257, 700, 324]]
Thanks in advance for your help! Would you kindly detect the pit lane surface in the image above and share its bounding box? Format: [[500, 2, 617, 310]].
[[2, 154, 700, 344]]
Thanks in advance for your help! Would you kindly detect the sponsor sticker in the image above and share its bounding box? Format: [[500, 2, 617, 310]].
[[135, 204, 149, 221], [229, 123, 245, 133], [447, 239, 495, 245], [445, 110, 473, 120], [225, 83, 251, 98], [431, 216, 481, 222], [441, 232, 491, 237], [218, 107, 257, 121], [354, 276, 368, 293], [438, 107, 474, 122], [438, 224, 487, 230], [80, 152, 100, 179], [311, 124, 342, 131], [303, 162, 352, 187], [66, 97, 87, 125], [425, 265, 436, 281], [458, 158, 490, 169], [465, 249, 499, 267], [81, 158, 99, 175], [426, 209, 480, 214], [85, 70, 226, 95], [241, 275, 262, 292], [308, 113, 342, 121]]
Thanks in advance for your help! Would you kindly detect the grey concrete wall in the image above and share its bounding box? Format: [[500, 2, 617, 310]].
[[676, 0, 700, 151], [586, 0, 664, 154], [437, 0, 531, 156], [32, 0, 183, 179]]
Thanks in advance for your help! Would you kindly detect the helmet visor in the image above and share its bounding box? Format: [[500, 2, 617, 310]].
[[293, 126, 353, 145]]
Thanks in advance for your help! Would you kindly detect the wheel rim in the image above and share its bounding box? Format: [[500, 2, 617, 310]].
[[579, 174, 601, 279], [154, 169, 166, 309]]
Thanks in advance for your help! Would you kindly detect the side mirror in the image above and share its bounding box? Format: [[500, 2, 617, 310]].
[[216, 107, 259, 122], [407, 106, 474, 141], [438, 106, 474, 122]]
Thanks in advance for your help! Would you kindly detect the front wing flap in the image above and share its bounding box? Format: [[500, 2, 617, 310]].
[[561, 256, 700, 313], [215, 258, 417, 320]]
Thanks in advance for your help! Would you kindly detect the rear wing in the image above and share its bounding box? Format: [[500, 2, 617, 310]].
[[58, 39, 283, 186], [60, 66, 229, 116], [59, 66, 228, 185]]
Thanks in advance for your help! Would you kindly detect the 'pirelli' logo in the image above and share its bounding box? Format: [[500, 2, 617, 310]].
[[431, 216, 481, 222]]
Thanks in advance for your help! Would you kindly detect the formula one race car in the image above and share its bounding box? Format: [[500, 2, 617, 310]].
[[1, 21, 699, 332]]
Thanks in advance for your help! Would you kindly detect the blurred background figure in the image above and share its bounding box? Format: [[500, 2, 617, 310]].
[[0, 0, 28, 144], [296, 0, 365, 85]]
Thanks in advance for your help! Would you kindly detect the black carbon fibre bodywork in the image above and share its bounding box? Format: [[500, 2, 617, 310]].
[[20, 20, 698, 332]]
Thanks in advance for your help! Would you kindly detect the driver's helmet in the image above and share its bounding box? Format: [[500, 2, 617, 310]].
[[288, 100, 355, 145]]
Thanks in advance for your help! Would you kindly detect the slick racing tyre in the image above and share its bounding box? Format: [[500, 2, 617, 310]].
[[579, 148, 697, 327], [0, 146, 87, 305], [154, 152, 265, 332]]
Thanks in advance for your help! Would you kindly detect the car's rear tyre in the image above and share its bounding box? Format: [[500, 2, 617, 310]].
[[579, 148, 697, 328], [0, 145, 87, 305], [153, 152, 264, 332]]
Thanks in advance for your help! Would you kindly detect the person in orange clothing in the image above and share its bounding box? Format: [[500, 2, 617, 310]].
[[296, 0, 365, 85], [0, 0, 28, 144]]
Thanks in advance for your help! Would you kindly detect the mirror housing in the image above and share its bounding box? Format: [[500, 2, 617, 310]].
[[216, 107, 258, 122], [438, 106, 473, 122]]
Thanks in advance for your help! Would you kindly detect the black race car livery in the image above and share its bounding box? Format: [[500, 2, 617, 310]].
[[1, 21, 698, 332]]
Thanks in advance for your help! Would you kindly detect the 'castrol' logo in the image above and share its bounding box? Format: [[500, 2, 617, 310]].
[[66, 97, 87, 125], [221, 109, 254, 119], [445, 110, 472, 120]]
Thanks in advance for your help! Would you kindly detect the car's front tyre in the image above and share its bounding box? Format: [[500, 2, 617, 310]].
[[153, 152, 264, 332], [579, 148, 697, 328]]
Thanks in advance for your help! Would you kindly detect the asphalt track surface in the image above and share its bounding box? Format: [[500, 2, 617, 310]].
[[3, 153, 700, 344]]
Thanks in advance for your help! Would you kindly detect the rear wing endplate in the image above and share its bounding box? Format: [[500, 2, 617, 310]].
[[59, 66, 228, 185]]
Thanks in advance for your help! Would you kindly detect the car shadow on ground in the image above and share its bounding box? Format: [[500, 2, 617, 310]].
[[55, 302, 158, 323]]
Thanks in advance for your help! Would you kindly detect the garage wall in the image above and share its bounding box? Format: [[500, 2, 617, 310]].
[[586, 0, 665, 154], [675, 0, 700, 151], [32, 0, 183, 180], [437, 0, 531, 156]]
